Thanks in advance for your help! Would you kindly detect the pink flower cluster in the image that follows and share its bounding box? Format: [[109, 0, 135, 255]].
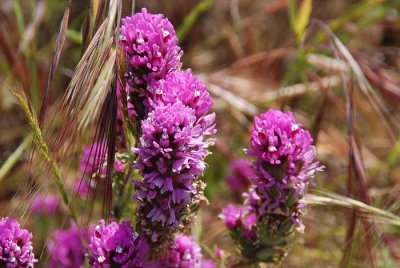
[[221, 109, 322, 263], [0, 217, 37, 267]]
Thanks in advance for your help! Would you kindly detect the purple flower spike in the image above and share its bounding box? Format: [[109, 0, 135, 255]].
[[87, 220, 149, 268], [0, 217, 37, 268], [47, 224, 85, 268], [221, 109, 322, 264], [247, 109, 321, 215], [146, 70, 213, 117], [30, 195, 59, 215], [226, 159, 254, 194], [133, 102, 215, 243], [120, 8, 182, 87]]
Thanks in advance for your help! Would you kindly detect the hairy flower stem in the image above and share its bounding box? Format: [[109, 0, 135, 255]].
[[13, 89, 77, 221]]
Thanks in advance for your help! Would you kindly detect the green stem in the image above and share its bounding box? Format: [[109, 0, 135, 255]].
[[177, 0, 214, 41], [0, 135, 32, 182]]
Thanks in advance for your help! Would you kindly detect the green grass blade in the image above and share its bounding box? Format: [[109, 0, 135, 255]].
[[177, 0, 214, 41]]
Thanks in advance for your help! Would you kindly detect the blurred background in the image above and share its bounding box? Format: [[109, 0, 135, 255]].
[[1, 0, 400, 267]]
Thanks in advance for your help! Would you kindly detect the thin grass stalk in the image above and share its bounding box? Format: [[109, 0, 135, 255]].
[[343, 60, 375, 266], [12, 89, 77, 221], [305, 192, 400, 227]]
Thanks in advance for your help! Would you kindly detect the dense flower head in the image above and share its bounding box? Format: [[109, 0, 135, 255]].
[[120, 8, 182, 87], [135, 103, 214, 195], [87, 220, 149, 268], [0, 217, 36, 268], [133, 102, 215, 242], [47, 224, 85, 268], [247, 109, 321, 214], [146, 70, 213, 117], [226, 159, 254, 194], [30, 195, 59, 215]]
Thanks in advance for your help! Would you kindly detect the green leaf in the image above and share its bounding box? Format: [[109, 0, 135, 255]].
[[67, 29, 82, 44], [294, 0, 312, 43], [13, 0, 25, 36]]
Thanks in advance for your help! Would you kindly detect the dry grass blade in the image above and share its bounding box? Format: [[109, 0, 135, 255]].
[[305, 192, 400, 227], [78, 42, 116, 129], [256, 75, 343, 102], [93, 0, 108, 36], [38, 4, 70, 128], [200, 77, 258, 116], [342, 57, 375, 267], [0, 30, 29, 92], [330, 29, 399, 140], [307, 53, 350, 73], [42, 0, 121, 223]]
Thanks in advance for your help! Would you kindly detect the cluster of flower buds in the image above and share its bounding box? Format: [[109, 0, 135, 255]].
[[119, 8, 216, 246], [119, 8, 182, 88], [221, 109, 323, 264]]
